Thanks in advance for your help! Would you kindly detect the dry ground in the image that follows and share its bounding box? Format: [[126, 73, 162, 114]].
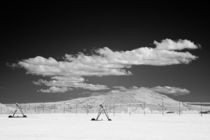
[[0, 113, 210, 140]]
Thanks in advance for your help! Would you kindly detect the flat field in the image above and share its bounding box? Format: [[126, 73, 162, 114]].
[[0, 113, 210, 140]]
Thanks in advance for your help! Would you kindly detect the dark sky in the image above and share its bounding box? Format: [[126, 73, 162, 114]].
[[0, 2, 210, 103]]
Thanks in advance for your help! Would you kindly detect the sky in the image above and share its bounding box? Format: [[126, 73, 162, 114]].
[[0, 2, 210, 103]]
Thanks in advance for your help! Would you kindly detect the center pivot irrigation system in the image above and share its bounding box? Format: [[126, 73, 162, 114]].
[[8, 103, 27, 118], [185, 102, 210, 114], [91, 104, 112, 121], [7, 103, 112, 121]]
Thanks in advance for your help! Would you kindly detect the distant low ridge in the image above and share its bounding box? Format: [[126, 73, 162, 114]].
[[2, 87, 209, 114]]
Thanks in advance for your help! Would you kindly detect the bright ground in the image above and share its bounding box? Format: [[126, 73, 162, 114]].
[[0, 113, 210, 140]]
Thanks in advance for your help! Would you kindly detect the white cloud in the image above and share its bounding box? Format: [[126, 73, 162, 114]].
[[154, 39, 198, 50], [152, 86, 190, 96], [110, 86, 190, 96], [16, 39, 199, 93], [40, 86, 69, 93], [33, 77, 109, 92]]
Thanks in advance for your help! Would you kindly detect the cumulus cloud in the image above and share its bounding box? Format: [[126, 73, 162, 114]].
[[15, 39, 199, 93], [40, 86, 69, 93], [154, 39, 198, 50], [111, 86, 190, 97], [152, 86, 190, 96], [33, 78, 108, 91]]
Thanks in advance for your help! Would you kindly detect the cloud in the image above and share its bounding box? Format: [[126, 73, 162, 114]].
[[95, 41, 198, 66], [154, 39, 198, 50], [152, 86, 190, 96], [33, 78, 109, 92], [40, 86, 69, 93], [110, 86, 190, 97], [15, 39, 199, 93]]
